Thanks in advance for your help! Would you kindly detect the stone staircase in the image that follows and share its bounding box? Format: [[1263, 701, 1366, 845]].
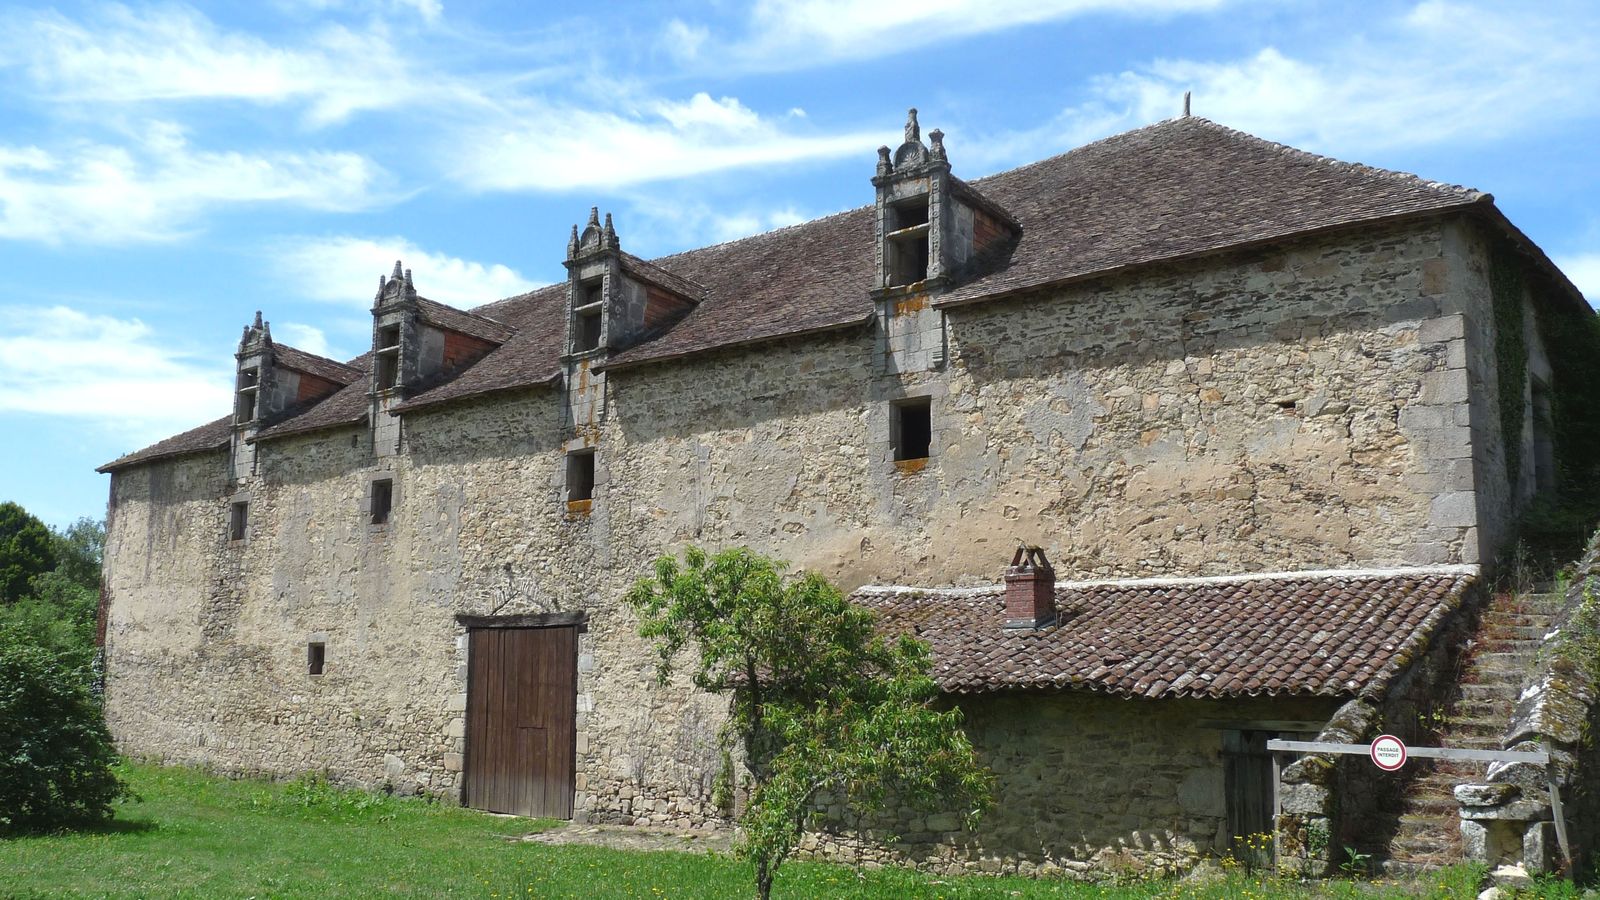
[[1378, 589, 1567, 872]]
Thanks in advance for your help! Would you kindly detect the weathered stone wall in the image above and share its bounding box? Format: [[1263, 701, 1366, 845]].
[[801, 693, 1341, 878], [104, 217, 1512, 868]]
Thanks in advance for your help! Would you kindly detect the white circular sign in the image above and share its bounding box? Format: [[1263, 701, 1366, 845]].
[[1370, 734, 1407, 771]]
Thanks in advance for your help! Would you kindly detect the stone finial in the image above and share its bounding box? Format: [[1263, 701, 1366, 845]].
[[391, 260, 404, 280], [568, 224, 580, 258], [1183, 90, 1191, 117], [876, 145, 892, 175], [252, 310, 264, 330], [377, 274, 387, 296], [261, 319, 272, 344], [602, 212, 616, 248], [404, 268, 413, 288], [905, 108, 920, 144], [587, 207, 600, 229], [929, 128, 945, 160]]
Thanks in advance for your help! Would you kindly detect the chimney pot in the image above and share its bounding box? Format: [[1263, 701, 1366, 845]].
[[1004, 545, 1056, 629]]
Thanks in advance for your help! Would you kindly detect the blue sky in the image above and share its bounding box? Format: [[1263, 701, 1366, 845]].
[[2, 0, 1598, 528]]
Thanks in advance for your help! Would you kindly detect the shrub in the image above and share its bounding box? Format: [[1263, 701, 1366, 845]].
[[0, 630, 126, 832]]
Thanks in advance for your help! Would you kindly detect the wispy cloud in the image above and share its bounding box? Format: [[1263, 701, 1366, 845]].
[[0, 306, 231, 440], [276, 235, 540, 309], [275, 322, 336, 359], [0, 3, 480, 125], [449, 92, 877, 191], [622, 195, 817, 254], [972, 0, 1600, 169], [666, 0, 1231, 71], [0, 122, 384, 244]]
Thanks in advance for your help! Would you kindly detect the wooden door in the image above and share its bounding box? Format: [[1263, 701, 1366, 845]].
[[465, 626, 577, 818], [1223, 729, 1275, 866]]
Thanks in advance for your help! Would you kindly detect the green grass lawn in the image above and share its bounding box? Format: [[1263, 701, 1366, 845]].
[[0, 763, 1574, 898]]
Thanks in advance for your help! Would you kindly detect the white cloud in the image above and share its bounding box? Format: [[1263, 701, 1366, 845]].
[[0, 122, 384, 244], [275, 323, 335, 359], [621, 196, 817, 253], [450, 93, 879, 191], [990, 1, 1600, 164], [1555, 252, 1600, 304], [1, 4, 475, 125], [676, 0, 1230, 71], [277, 235, 540, 309], [0, 306, 231, 440]]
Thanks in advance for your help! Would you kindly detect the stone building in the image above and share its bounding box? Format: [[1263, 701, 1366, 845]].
[[97, 111, 1592, 876]]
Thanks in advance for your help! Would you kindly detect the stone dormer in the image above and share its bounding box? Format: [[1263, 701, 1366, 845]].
[[872, 109, 1019, 296], [563, 208, 701, 359], [368, 260, 514, 455], [232, 311, 359, 478], [871, 109, 1020, 375]]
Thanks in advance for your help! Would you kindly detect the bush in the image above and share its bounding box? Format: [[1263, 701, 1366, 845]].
[[0, 630, 126, 832]]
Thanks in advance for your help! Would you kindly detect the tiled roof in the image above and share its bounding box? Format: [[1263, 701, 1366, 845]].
[[415, 296, 515, 344], [272, 345, 362, 385], [390, 287, 566, 413], [934, 117, 1485, 307], [252, 352, 375, 442], [97, 415, 232, 473], [104, 116, 1515, 471], [853, 567, 1477, 699]]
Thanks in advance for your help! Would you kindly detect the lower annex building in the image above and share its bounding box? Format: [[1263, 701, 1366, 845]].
[[97, 110, 1594, 876]]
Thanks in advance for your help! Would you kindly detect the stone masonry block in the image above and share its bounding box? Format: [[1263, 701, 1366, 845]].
[[1420, 369, 1469, 404], [1418, 314, 1466, 343], [1430, 491, 1477, 527]]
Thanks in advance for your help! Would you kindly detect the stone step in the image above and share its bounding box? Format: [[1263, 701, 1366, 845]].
[[1452, 698, 1514, 719], [1472, 651, 1541, 670], [1458, 683, 1521, 702], [1478, 624, 1556, 641], [1442, 717, 1510, 738], [1480, 612, 1559, 629]]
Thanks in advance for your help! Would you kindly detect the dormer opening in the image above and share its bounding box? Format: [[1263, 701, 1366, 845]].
[[235, 367, 260, 423], [886, 196, 931, 287], [375, 324, 401, 390], [573, 278, 604, 353]]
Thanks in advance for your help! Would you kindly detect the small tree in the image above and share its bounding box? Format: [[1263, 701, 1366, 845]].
[[625, 547, 992, 900]]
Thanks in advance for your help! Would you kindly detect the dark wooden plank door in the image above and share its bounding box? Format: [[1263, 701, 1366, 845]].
[[1223, 729, 1275, 866], [465, 626, 577, 818]]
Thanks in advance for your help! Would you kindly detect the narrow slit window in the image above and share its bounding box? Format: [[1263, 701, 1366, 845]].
[[892, 398, 932, 462], [307, 642, 326, 676], [370, 478, 393, 526], [229, 501, 249, 542], [566, 451, 595, 502]]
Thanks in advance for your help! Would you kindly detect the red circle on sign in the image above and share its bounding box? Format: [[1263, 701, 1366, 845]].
[[1370, 734, 1407, 771]]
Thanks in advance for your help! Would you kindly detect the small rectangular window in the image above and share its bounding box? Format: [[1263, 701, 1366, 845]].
[[370, 478, 393, 526], [566, 450, 595, 502], [575, 309, 602, 353], [307, 642, 326, 676], [892, 398, 932, 462], [886, 197, 931, 287], [577, 279, 603, 309], [236, 367, 259, 423], [375, 325, 401, 388], [229, 501, 249, 542]]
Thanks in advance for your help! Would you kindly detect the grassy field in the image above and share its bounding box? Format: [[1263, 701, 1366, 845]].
[[0, 764, 1579, 898]]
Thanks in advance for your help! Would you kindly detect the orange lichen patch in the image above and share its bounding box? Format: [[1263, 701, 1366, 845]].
[[1139, 428, 1163, 447], [893, 293, 929, 316], [895, 457, 928, 475], [566, 499, 592, 516]]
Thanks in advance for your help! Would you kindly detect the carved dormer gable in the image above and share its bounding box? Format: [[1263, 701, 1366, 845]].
[[563, 208, 701, 358], [234, 311, 275, 426], [371, 260, 420, 394], [369, 260, 514, 398], [871, 108, 1019, 297]]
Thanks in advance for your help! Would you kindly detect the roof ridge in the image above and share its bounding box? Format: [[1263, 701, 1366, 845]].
[[855, 563, 1480, 596], [273, 343, 362, 379], [1182, 116, 1487, 201], [645, 203, 872, 268]]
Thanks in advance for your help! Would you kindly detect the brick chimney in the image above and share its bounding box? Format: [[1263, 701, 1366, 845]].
[[1004, 545, 1056, 629]]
